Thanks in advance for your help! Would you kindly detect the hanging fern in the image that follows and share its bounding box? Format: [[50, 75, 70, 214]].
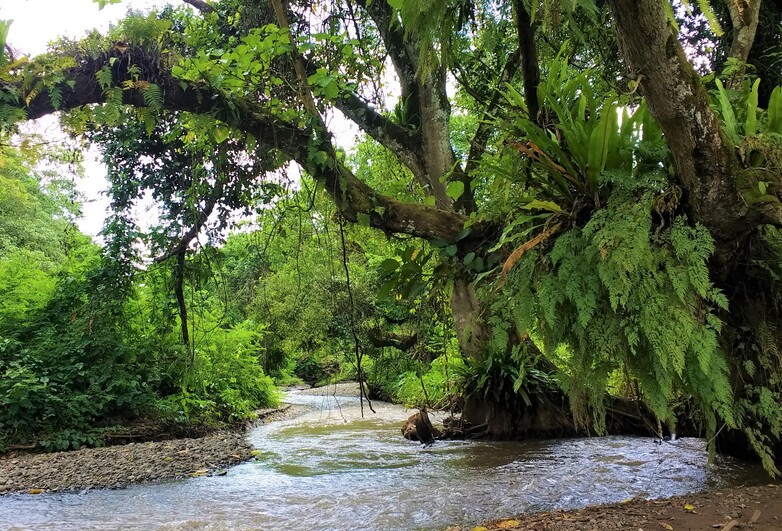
[[500, 189, 734, 443]]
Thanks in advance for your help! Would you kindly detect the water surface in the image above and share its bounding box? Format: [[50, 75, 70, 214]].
[[0, 388, 767, 530]]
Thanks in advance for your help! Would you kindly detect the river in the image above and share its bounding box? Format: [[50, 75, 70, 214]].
[[0, 386, 768, 530]]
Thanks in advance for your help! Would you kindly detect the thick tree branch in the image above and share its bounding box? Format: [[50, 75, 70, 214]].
[[334, 91, 427, 181], [515, 0, 540, 122], [17, 46, 483, 247], [180, 0, 214, 14], [726, 0, 762, 88], [299, 54, 430, 194], [727, 0, 762, 62], [355, 0, 421, 128], [367, 328, 418, 351], [608, 0, 782, 257], [352, 0, 454, 211]]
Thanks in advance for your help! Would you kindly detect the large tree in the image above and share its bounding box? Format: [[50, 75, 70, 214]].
[[4, 0, 782, 469]]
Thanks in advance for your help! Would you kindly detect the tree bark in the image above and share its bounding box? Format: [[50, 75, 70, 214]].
[[514, 0, 540, 122], [450, 276, 489, 360], [726, 0, 762, 87]]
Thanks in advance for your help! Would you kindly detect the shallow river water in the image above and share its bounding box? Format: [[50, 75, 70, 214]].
[[0, 388, 768, 530]]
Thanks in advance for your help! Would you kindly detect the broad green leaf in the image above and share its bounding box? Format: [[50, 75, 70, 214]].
[[456, 228, 472, 241], [446, 181, 465, 201], [769, 86, 782, 134], [380, 258, 400, 275], [0, 19, 11, 66], [745, 78, 760, 136], [503, 83, 528, 112], [587, 102, 616, 187], [522, 199, 562, 213], [214, 124, 230, 144], [322, 78, 339, 100]]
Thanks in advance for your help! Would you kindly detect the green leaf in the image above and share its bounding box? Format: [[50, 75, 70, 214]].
[[445, 245, 458, 256], [446, 180, 465, 201], [322, 78, 339, 100], [380, 258, 400, 275], [715, 79, 738, 143], [768, 87, 782, 134], [745, 78, 760, 136], [522, 200, 562, 213], [456, 228, 472, 241], [214, 124, 230, 144], [141, 83, 162, 112], [587, 102, 616, 187]]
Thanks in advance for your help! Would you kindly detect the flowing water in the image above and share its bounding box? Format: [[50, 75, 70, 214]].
[[0, 387, 768, 530]]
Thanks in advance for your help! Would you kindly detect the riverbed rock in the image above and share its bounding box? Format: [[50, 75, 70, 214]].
[[0, 405, 306, 495], [402, 409, 441, 444]]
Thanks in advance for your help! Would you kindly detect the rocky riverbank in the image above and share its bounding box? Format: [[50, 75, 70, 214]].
[[0, 404, 306, 495], [448, 483, 782, 531]]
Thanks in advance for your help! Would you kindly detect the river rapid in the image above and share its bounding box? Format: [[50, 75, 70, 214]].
[[0, 386, 768, 530]]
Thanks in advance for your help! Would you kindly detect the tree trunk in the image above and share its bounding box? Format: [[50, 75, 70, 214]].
[[450, 277, 488, 360], [610, 0, 782, 469], [726, 0, 762, 88], [714, 255, 782, 471]]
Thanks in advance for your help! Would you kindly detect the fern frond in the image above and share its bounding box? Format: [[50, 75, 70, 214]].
[[142, 83, 163, 112], [698, 0, 724, 37], [96, 65, 113, 90]]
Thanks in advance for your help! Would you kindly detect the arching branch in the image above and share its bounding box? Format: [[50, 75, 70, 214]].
[[180, 0, 214, 14], [334, 91, 426, 182], [367, 328, 418, 351], [16, 46, 486, 248]]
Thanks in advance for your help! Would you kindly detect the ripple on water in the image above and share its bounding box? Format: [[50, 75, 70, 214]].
[[0, 390, 769, 531]]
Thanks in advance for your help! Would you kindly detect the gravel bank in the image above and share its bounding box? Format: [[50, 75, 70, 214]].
[[0, 405, 305, 495], [447, 483, 782, 531]]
